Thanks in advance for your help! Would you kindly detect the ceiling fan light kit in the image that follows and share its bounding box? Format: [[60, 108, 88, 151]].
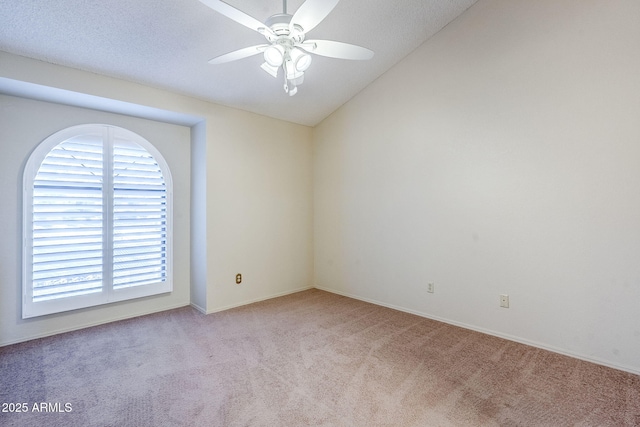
[[200, 0, 373, 96]]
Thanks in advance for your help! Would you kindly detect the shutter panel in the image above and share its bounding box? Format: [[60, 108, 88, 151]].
[[112, 138, 167, 289], [25, 124, 172, 318], [32, 135, 103, 302]]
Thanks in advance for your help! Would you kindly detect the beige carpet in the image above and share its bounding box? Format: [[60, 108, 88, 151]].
[[1, 289, 639, 426]]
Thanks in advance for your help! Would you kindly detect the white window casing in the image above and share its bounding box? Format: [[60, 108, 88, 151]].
[[23, 124, 173, 318]]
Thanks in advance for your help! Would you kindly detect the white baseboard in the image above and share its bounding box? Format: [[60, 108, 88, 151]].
[[205, 285, 314, 314], [1, 287, 314, 347], [0, 302, 191, 347], [190, 301, 207, 314], [314, 285, 640, 376]]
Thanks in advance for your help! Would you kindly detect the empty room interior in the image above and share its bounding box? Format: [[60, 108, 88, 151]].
[[1, 0, 640, 425]]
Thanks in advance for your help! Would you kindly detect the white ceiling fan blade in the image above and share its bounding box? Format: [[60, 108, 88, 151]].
[[208, 44, 269, 65], [290, 0, 340, 34], [199, 0, 273, 36], [301, 40, 374, 60]]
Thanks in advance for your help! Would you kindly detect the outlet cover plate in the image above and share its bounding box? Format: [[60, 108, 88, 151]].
[[500, 294, 509, 308]]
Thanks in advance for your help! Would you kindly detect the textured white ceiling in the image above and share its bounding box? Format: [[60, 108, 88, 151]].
[[0, 0, 477, 126]]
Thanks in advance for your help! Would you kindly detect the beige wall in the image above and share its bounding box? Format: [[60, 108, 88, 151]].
[[0, 51, 313, 344], [313, 0, 640, 374], [205, 110, 314, 312]]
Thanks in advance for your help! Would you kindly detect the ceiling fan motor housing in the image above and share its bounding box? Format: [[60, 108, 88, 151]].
[[264, 14, 304, 39]]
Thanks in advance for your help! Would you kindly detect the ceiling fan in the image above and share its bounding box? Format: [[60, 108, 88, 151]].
[[199, 0, 374, 96]]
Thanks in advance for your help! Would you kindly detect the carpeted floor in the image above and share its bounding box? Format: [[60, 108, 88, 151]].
[[1, 289, 639, 426]]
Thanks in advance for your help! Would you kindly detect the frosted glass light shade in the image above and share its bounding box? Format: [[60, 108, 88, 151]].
[[290, 47, 312, 72], [264, 45, 285, 67], [285, 59, 303, 80], [260, 62, 279, 78]]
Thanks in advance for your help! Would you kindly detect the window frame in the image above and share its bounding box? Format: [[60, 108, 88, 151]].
[[22, 124, 173, 318]]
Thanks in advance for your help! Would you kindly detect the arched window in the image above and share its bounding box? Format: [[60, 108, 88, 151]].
[[23, 124, 172, 318]]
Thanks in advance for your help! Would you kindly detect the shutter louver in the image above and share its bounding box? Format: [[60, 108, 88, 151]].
[[32, 136, 103, 302], [112, 139, 167, 289]]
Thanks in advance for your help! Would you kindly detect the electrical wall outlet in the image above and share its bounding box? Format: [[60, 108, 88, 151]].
[[427, 283, 434, 293], [500, 294, 509, 308]]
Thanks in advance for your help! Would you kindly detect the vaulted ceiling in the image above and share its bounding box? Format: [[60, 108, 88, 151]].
[[0, 0, 477, 126]]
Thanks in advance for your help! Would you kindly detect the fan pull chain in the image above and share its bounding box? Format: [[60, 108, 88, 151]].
[[283, 69, 289, 93]]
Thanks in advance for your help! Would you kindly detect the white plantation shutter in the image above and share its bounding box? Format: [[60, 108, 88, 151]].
[[112, 139, 168, 289], [32, 134, 104, 302], [23, 125, 172, 318]]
